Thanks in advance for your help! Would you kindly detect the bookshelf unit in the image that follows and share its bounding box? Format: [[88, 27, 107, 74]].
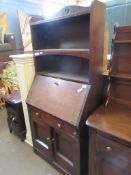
[[87, 25, 131, 175], [27, 1, 105, 175]]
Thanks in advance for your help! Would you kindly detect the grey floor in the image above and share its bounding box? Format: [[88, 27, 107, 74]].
[[0, 108, 61, 175]]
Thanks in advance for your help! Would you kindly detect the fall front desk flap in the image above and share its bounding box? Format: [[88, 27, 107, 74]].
[[27, 75, 91, 126]]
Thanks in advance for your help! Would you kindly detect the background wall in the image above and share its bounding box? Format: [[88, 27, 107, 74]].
[[105, 0, 131, 53]]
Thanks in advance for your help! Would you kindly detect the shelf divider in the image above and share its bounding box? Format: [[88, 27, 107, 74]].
[[113, 40, 131, 44], [38, 70, 89, 84], [34, 49, 90, 59], [110, 72, 131, 80]]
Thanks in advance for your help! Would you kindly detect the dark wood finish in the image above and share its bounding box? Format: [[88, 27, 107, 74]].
[[27, 75, 90, 126], [88, 127, 131, 175], [4, 91, 26, 141], [27, 1, 105, 174], [87, 104, 131, 143], [34, 49, 90, 59], [87, 25, 131, 175]]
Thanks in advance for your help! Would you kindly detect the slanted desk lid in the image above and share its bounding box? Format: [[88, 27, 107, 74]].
[[27, 75, 91, 126]]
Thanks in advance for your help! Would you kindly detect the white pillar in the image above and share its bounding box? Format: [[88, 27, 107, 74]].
[[10, 54, 35, 146]]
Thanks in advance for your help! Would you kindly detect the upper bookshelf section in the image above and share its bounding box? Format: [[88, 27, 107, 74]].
[[30, 0, 105, 84], [107, 25, 131, 107], [31, 6, 90, 50], [113, 25, 131, 44]]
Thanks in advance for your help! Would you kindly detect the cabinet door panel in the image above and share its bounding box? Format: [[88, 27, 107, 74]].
[[96, 134, 131, 175], [53, 130, 80, 175], [96, 157, 131, 175], [33, 121, 53, 161]]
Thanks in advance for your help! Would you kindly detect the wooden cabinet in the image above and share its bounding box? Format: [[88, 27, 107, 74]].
[[28, 105, 79, 175], [88, 128, 131, 175], [4, 91, 26, 141], [87, 25, 131, 175], [27, 1, 105, 174]]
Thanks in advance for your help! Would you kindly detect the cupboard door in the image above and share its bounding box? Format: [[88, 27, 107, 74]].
[[96, 157, 131, 175], [32, 121, 53, 161], [96, 134, 131, 175], [53, 129, 80, 175]]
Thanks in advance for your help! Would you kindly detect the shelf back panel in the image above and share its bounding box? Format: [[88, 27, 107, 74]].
[[27, 75, 91, 126], [35, 55, 89, 77], [111, 79, 131, 104], [112, 44, 131, 74], [31, 14, 90, 50]]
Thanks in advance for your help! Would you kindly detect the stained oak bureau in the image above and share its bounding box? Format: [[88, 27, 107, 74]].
[[86, 25, 131, 175], [26, 1, 105, 174]]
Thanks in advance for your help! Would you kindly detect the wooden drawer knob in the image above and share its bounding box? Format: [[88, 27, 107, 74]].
[[106, 146, 112, 152], [35, 112, 39, 116], [57, 123, 61, 128]]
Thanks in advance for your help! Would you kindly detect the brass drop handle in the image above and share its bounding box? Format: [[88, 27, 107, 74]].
[[35, 112, 39, 116], [57, 123, 61, 128], [106, 146, 112, 152]]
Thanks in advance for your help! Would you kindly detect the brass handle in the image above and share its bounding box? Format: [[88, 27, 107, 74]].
[[35, 112, 39, 116], [106, 146, 112, 152], [57, 123, 61, 128], [12, 117, 16, 121], [73, 131, 77, 136], [46, 137, 51, 141]]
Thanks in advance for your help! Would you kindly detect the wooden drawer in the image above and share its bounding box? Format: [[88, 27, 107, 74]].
[[7, 117, 20, 132], [6, 105, 17, 116], [30, 106, 78, 139], [96, 134, 131, 170]]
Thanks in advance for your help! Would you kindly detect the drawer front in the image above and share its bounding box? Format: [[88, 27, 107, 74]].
[[30, 106, 78, 139], [7, 117, 20, 133], [8, 113, 18, 123], [6, 106, 17, 116], [96, 134, 131, 171]]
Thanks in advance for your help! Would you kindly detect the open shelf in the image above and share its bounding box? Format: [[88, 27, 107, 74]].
[[113, 39, 131, 44], [38, 70, 89, 84], [110, 72, 131, 80], [31, 8, 90, 26], [34, 49, 90, 59]]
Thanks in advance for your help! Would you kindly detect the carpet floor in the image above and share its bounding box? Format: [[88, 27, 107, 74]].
[[0, 108, 61, 175]]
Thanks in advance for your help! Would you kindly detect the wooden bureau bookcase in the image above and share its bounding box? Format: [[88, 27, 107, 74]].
[[87, 25, 131, 175], [26, 1, 105, 175]]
